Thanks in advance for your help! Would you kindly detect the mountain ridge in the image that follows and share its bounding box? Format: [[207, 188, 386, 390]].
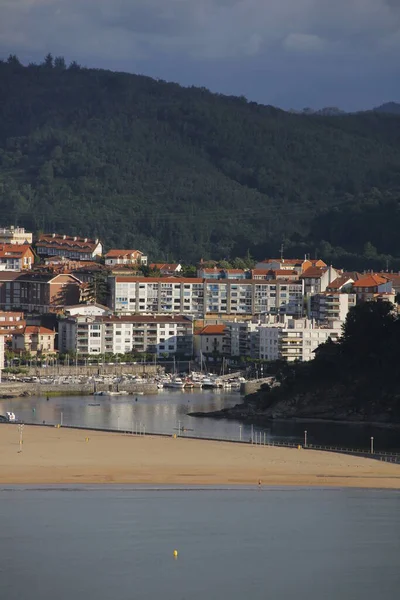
[[0, 55, 400, 264]]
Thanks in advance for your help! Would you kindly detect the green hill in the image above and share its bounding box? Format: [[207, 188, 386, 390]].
[[1, 54, 400, 264]]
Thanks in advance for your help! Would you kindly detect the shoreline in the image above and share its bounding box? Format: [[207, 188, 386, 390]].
[[1, 425, 399, 489], [190, 409, 400, 430]]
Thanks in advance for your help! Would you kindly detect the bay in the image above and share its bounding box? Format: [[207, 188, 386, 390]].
[[0, 487, 399, 600]]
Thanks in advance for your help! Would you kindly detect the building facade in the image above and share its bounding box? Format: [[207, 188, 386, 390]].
[[0, 244, 34, 271], [36, 234, 103, 261], [12, 326, 56, 356], [109, 276, 304, 318], [58, 315, 193, 357], [105, 250, 147, 267], [0, 311, 26, 338], [0, 273, 82, 313], [308, 292, 356, 322], [258, 316, 342, 362], [0, 226, 33, 245]]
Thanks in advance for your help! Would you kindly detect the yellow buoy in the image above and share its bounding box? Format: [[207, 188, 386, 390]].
[[173, 550, 178, 558]]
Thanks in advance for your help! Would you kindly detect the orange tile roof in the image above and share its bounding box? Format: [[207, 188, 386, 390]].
[[198, 324, 226, 335], [17, 326, 55, 336], [105, 249, 142, 258], [327, 276, 354, 290], [352, 274, 389, 288], [37, 234, 100, 252], [149, 263, 180, 271], [300, 267, 327, 279], [0, 244, 33, 258]]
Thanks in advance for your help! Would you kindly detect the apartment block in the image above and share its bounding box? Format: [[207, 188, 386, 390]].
[[259, 316, 342, 362], [0, 272, 82, 313], [223, 321, 260, 358], [58, 315, 193, 357], [308, 292, 356, 323], [109, 276, 304, 318], [0, 226, 33, 245], [0, 311, 26, 338]]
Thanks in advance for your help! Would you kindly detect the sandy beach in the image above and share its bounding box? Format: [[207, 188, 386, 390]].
[[1, 424, 399, 488]]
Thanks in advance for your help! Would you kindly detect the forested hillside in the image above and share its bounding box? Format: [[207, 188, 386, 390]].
[[1, 54, 400, 264]]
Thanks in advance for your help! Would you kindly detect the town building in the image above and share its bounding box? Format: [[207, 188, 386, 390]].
[[12, 326, 56, 356], [0, 226, 33, 245], [300, 266, 340, 295], [109, 276, 304, 318], [194, 324, 226, 359], [258, 316, 342, 362], [0, 272, 82, 313], [58, 314, 193, 357], [308, 292, 356, 323], [64, 303, 111, 317], [0, 244, 34, 271], [149, 263, 182, 275], [351, 274, 394, 302], [105, 249, 147, 267], [223, 320, 260, 358], [36, 234, 103, 261], [255, 258, 326, 272], [0, 311, 26, 339]]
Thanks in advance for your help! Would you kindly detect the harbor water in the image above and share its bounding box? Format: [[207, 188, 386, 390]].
[[1, 486, 399, 600], [1, 390, 400, 451]]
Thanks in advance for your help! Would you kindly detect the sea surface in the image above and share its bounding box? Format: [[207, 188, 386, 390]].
[[0, 487, 399, 600], [1, 390, 400, 451]]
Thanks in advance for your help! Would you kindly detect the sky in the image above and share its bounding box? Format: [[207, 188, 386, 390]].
[[1, 0, 399, 111]]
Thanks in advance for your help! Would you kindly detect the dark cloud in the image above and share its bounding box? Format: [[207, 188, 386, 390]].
[[0, 0, 399, 109]]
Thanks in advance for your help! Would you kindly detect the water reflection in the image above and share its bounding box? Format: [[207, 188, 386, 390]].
[[1, 390, 399, 451]]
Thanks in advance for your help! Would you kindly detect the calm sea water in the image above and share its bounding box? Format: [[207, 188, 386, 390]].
[[0, 487, 399, 600], [1, 390, 400, 451]]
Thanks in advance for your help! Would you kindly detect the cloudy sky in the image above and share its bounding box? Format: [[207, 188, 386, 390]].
[[1, 0, 399, 110]]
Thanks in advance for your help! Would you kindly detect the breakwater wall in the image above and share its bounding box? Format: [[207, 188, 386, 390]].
[[0, 382, 158, 398], [7, 364, 161, 378], [241, 377, 272, 396]]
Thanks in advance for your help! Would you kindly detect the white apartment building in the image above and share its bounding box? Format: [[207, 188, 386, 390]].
[[223, 321, 260, 358], [58, 315, 193, 357], [259, 316, 342, 362], [308, 292, 356, 323], [65, 303, 111, 317], [109, 276, 304, 318], [0, 226, 33, 245]]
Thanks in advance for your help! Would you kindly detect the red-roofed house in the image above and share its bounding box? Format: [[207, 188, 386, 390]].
[[326, 275, 355, 292], [105, 249, 147, 267], [0, 244, 34, 271], [149, 263, 182, 275], [12, 326, 56, 355], [351, 274, 394, 302], [37, 234, 102, 261], [194, 324, 226, 359]]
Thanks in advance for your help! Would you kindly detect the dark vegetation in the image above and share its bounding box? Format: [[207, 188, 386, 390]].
[[244, 301, 400, 423], [1, 54, 400, 265]]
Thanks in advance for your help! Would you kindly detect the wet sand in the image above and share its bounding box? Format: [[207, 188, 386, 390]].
[[1, 425, 399, 488]]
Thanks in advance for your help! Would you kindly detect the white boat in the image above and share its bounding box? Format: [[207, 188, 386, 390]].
[[157, 383, 164, 390], [6, 412, 16, 422], [201, 378, 218, 389], [164, 378, 185, 389]]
